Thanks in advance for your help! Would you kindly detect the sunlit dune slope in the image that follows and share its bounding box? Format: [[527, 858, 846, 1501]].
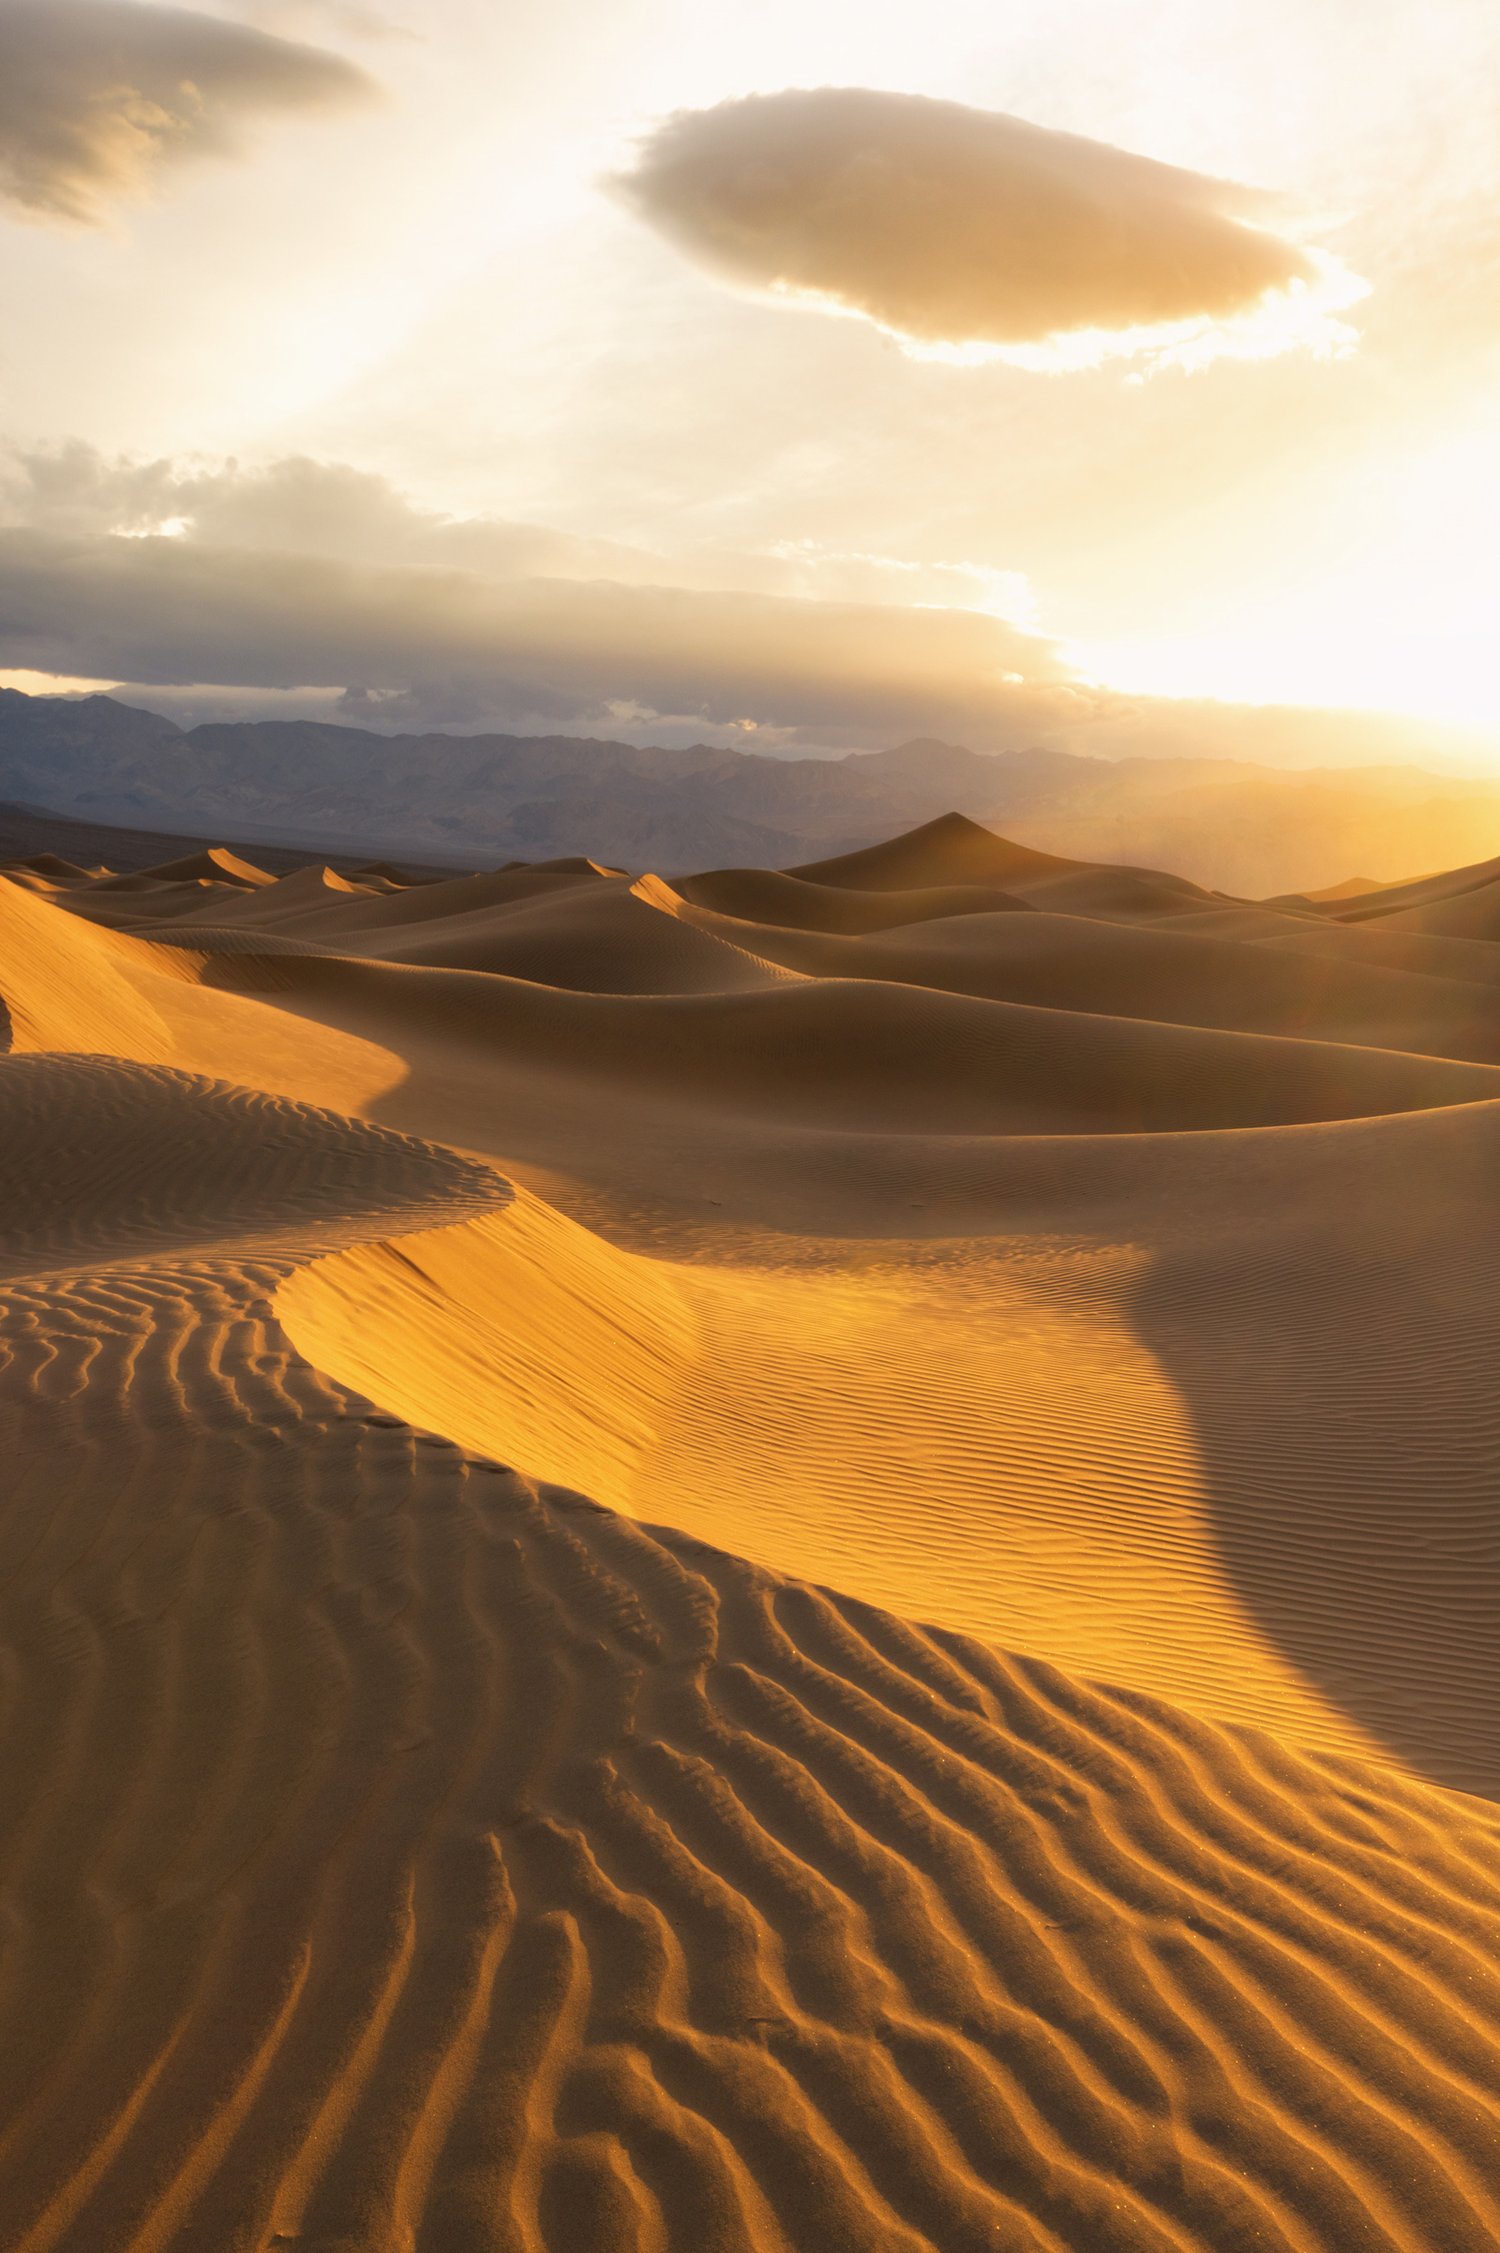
[[0, 875, 173, 1058], [1, 1053, 1499, 2252], [279, 1090, 1500, 1797]]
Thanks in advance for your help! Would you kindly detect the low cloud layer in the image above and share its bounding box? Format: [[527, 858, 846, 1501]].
[[0, 524, 1089, 747], [0, 0, 375, 223], [4, 448, 1490, 776], [616, 88, 1354, 366], [1, 442, 1039, 624], [0, 448, 1087, 747]]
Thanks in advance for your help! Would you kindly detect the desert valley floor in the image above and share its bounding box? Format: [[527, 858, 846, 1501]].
[[2, 811, 1499, 2251]]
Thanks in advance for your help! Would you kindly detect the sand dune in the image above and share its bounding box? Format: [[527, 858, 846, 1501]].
[[277, 1123, 1500, 1789], [1327, 848, 1500, 922], [1257, 917, 1500, 987], [287, 881, 795, 993], [134, 846, 276, 888], [0, 875, 174, 1058], [647, 881, 1500, 1062], [787, 812, 1107, 890], [1377, 881, 1500, 942], [1299, 874, 1402, 901], [789, 812, 1220, 923], [1275, 852, 1500, 943], [2, 813, 1499, 2249], [11, 853, 105, 883], [676, 865, 1037, 932], [167, 859, 616, 936], [167, 945, 1500, 1132], [174, 861, 377, 921]]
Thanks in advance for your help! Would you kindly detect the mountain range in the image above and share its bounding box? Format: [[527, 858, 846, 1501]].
[[4, 685, 1500, 894]]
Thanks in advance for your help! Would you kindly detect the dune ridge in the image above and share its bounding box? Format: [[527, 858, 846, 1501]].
[[276, 1150, 1500, 1791]]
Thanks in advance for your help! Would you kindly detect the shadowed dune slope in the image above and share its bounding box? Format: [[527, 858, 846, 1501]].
[[675, 866, 1037, 932], [67, 877, 269, 929], [788, 812, 1094, 891], [1299, 875, 1400, 902], [0, 1056, 1498, 2252], [788, 814, 1220, 922], [276, 881, 797, 992], [155, 945, 1500, 1133], [134, 847, 275, 888], [1331, 848, 1500, 923], [1257, 918, 1500, 987], [1115, 901, 1316, 940], [166, 859, 620, 937], [1378, 880, 1500, 941], [645, 880, 1500, 1062], [14, 854, 102, 883], [0, 1050, 501, 1269], [216, 950, 1495, 1126]]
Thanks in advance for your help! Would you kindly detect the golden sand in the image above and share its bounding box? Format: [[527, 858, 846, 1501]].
[[2, 815, 1499, 2249]]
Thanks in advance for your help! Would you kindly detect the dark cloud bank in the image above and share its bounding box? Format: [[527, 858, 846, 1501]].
[[0, 443, 1088, 747], [0, 522, 1085, 747]]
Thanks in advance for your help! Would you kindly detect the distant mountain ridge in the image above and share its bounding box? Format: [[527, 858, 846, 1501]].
[[4, 687, 1500, 895]]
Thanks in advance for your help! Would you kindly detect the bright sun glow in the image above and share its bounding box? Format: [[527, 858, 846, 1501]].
[[1068, 625, 1500, 732], [1069, 414, 1500, 737]]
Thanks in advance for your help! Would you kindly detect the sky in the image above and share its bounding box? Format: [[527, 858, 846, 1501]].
[[0, 0, 1497, 766]]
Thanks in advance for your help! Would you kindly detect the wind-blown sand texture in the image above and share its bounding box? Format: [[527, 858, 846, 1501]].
[[2, 812, 1499, 2250]]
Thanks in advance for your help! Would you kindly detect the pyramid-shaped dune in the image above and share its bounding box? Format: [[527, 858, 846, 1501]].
[[788, 807, 1083, 888]]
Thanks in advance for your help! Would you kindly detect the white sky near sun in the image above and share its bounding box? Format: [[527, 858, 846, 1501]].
[[2, 0, 1499, 742]]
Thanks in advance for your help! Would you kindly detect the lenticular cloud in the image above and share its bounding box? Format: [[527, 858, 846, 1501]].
[[616, 87, 1361, 370]]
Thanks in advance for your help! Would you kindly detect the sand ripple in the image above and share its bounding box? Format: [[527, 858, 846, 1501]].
[[0, 1056, 1496, 2250]]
